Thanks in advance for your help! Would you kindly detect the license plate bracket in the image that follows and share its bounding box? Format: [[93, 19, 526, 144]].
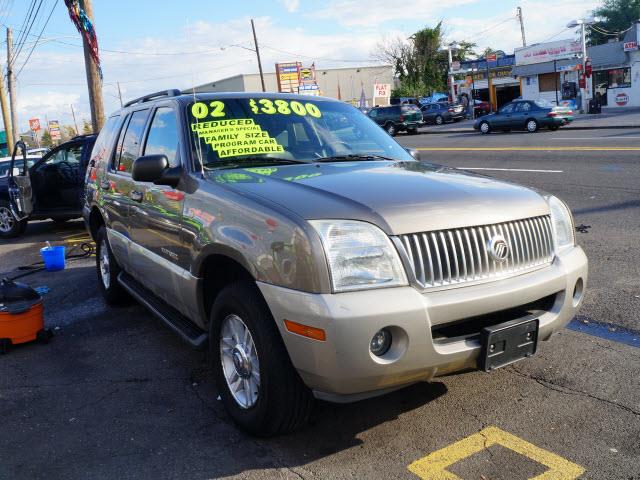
[[480, 317, 539, 372]]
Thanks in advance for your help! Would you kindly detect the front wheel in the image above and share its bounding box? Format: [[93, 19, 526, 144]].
[[0, 200, 27, 239], [479, 121, 491, 134], [211, 281, 313, 436], [435, 115, 444, 125], [96, 226, 130, 304], [526, 119, 539, 132], [385, 123, 397, 136]]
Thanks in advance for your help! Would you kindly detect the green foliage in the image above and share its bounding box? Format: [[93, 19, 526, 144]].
[[589, 0, 640, 45], [452, 41, 478, 62], [82, 119, 93, 135], [40, 129, 52, 147], [62, 125, 77, 141]]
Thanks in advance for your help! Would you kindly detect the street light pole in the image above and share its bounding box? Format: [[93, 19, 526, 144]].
[[448, 47, 456, 102], [580, 21, 588, 113]]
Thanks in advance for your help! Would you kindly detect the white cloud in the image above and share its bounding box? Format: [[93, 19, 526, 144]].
[[280, 0, 300, 13], [314, 0, 475, 27]]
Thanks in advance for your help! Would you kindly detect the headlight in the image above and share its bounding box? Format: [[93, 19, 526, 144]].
[[546, 195, 575, 252], [310, 220, 408, 292]]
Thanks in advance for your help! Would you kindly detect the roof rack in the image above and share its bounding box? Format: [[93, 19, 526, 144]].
[[123, 89, 182, 108]]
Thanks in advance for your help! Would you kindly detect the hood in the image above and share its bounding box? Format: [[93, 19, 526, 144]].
[[207, 161, 549, 235]]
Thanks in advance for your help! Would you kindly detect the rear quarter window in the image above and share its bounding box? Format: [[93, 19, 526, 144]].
[[90, 115, 121, 167]]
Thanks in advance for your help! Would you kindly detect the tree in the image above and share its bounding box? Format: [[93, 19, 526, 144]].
[[40, 130, 52, 147], [62, 125, 77, 141], [82, 119, 92, 135], [452, 41, 478, 62], [589, 0, 640, 45]]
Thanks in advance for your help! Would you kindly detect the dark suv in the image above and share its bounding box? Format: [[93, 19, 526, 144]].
[[0, 135, 96, 238], [367, 104, 422, 136]]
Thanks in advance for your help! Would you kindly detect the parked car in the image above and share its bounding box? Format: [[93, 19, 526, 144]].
[[390, 97, 420, 106], [82, 89, 587, 436], [419, 93, 449, 105], [0, 155, 40, 178], [473, 99, 492, 117], [474, 99, 573, 134], [421, 102, 465, 125], [0, 135, 96, 238], [367, 104, 423, 135]]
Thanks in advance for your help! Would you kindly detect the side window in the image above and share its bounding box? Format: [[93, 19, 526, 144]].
[[90, 115, 120, 167], [369, 109, 378, 118], [44, 144, 83, 165], [515, 102, 531, 113], [115, 109, 149, 173], [144, 107, 179, 167], [501, 103, 515, 114]]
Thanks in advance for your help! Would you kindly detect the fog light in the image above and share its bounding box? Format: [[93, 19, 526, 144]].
[[370, 328, 392, 356]]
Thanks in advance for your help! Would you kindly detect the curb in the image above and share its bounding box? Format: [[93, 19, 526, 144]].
[[416, 124, 640, 135]]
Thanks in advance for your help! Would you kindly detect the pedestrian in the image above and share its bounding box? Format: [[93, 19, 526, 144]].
[[459, 93, 470, 118]]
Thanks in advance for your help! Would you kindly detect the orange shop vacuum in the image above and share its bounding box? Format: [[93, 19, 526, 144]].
[[0, 278, 52, 354]]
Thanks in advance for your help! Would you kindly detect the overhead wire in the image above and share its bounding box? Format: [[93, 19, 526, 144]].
[[15, 0, 57, 78], [11, 0, 44, 64]]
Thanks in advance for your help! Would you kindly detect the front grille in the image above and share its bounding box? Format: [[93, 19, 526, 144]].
[[397, 215, 554, 289]]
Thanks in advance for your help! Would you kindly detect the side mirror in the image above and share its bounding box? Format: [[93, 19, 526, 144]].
[[132, 154, 182, 187], [406, 148, 420, 161]]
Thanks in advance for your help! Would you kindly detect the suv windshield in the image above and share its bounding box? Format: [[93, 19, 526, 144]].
[[187, 97, 414, 169]]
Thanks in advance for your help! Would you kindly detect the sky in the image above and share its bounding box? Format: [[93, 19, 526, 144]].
[[0, 0, 600, 133]]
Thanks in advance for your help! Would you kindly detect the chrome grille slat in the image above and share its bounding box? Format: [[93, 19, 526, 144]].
[[399, 215, 554, 289]]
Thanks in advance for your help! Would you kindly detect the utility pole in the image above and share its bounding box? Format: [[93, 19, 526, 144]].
[[70, 104, 79, 134], [6, 28, 19, 144], [117, 81, 123, 107], [80, 0, 104, 132], [250, 19, 266, 92], [0, 65, 14, 153], [517, 7, 527, 47], [580, 21, 588, 114], [447, 46, 456, 102]]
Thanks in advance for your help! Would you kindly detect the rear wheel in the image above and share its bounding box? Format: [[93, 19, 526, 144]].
[[210, 281, 314, 436], [0, 200, 27, 239], [526, 119, 539, 132], [385, 123, 397, 136], [96, 226, 130, 304], [479, 121, 491, 134], [435, 115, 444, 125]]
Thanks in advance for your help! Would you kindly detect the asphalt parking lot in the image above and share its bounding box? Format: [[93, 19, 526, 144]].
[[1, 127, 639, 480]]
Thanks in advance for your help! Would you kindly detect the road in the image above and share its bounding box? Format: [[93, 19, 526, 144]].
[[0, 127, 638, 480]]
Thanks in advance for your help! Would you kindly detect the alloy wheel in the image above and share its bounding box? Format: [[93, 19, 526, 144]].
[[0, 206, 15, 233], [99, 239, 110, 289], [220, 314, 260, 409], [480, 122, 490, 134], [527, 120, 538, 132]]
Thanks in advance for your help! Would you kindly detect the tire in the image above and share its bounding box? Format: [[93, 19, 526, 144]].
[[0, 200, 27, 239], [526, 119, 539, 132], [210, 281, 313, 437], [385, 123, 397, 136], [95, 226, 130, 305], [479, 121, 491, 134], [435, 115, 444, 125]]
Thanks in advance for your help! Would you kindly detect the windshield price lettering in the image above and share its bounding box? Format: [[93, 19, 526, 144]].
[[249, 99, 322, 118]]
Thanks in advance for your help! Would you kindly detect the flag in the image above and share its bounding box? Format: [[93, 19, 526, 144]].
[[359, 81, 366, 109]]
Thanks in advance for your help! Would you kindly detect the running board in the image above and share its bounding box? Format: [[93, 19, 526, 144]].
[[117, 272, 208, 350]]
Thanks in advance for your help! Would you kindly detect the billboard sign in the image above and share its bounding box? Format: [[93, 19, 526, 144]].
[[275, 62, 301, 93], [515, 39, 582, 66], [486, 53, 497, 62], [48, 119, 61, 140], [29, 118, 41, 131], [624, 41, 638, 52], [373, 83, 391, 98]]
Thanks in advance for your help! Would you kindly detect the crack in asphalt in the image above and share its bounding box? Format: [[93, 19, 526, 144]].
[[508, 366, 640, 417]]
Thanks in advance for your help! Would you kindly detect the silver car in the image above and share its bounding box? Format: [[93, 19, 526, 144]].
[[83, 91, 588, 436]]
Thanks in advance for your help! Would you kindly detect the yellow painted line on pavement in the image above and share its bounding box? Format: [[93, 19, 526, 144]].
[[407, 426, 584, 480], [417, 146, 640, 151]]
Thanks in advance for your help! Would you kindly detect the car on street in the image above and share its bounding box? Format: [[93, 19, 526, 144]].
[[82, 89, 588, 436], [367, 104, 423, 135], [420, 102, 465, 125], [0, 135, 96, 238], [474, 99, 573, 134]]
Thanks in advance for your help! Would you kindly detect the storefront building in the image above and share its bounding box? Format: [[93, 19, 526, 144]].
[[513, 23, 640, 109], [451, 54, 520, 110]]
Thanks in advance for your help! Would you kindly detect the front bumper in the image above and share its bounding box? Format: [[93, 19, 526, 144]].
[[258, 246, 588, 402]]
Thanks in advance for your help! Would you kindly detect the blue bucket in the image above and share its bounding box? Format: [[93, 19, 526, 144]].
[[40, 245, 66, 272]]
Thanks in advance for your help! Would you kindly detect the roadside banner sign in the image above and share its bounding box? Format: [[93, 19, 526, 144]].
[[486, 53, 497, 62], [48, 119, 61, 140], [29, 118, 41, 131], [624, 41, 638, 52], [515, 39, 582, 66], [373, 83, 391, 98]]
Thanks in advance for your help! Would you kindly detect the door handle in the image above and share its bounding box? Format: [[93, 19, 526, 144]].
[[100, 180, 110, 190], [130, 190, 143, 202]]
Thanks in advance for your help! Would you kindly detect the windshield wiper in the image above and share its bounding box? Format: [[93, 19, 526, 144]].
[[314, 154, 397, 163], [203, 157, 310, 170]]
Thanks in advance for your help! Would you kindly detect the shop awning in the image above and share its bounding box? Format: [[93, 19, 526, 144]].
[[588, 41, 628, 70], [512, 58, 581, 76]]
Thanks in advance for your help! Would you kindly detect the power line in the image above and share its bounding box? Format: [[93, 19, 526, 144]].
[[15, 0, 57, 78], [51, 38, 256, 56], [463, 16, 515, 42], [12, 0, 44, 64], [260, 44, 375, 63]]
